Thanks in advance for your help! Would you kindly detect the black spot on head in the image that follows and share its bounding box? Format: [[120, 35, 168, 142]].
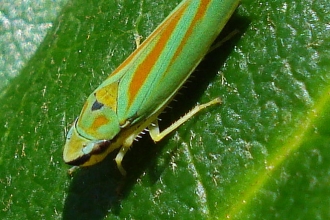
[[91, 100, 104, 111]]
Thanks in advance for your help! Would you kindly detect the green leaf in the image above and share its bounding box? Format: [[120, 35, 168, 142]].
[[1, 0, 330, 219], [0, 0, 67, 91]]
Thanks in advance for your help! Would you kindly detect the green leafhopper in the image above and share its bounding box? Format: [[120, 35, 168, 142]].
[[63, 0, 239, 175]]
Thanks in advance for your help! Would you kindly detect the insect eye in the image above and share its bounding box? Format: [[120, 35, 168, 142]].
[[91, 140, 111, 154]]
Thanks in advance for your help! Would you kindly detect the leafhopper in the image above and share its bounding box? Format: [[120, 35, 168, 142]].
[[63, 0, 239, 175]]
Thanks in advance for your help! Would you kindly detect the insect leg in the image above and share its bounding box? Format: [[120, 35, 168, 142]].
[[148, 98, 222, 142]]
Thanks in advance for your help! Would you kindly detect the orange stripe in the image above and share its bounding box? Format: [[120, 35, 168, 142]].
[[107, 4, 177, 78], [127, 2, 189, 107], [166, 1, 211, 78]]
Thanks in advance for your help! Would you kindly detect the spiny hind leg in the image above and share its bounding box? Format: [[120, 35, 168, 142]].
[[148, 98, 222, 142]]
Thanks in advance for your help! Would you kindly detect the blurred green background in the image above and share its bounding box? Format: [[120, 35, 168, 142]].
[[1, 0, 329, 219]]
